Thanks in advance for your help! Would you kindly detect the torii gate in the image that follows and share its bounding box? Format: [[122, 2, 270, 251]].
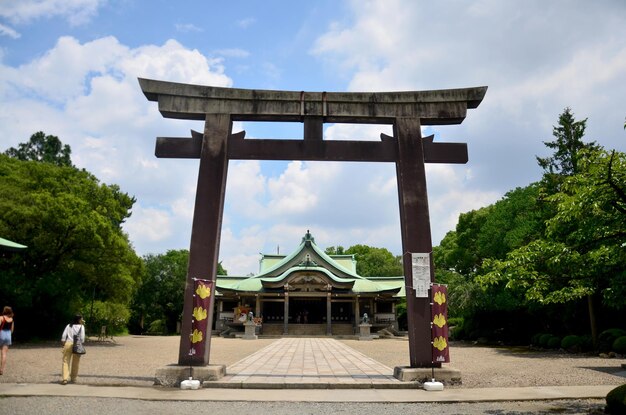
[[139, 78, 486, 368]]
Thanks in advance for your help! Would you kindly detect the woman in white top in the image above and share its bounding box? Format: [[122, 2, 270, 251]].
[[60, 314, 85, 385]]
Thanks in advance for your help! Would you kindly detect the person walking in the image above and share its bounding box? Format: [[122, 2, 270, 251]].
[[60, 314, 85, 385], [0, 306, 14, 375]]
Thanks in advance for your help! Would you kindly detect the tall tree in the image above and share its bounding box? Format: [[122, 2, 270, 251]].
[[4, 131, 73, 167], [479, 149, 626, 344], [536, 108, 599, 176], [0, 155, 141, 339], [433, 185, 549, 342]]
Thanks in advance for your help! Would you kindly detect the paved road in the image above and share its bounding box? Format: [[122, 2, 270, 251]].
[[0, 396, 607, 414]]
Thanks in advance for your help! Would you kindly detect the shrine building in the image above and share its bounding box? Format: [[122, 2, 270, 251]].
[[214, 231, 405, 336]]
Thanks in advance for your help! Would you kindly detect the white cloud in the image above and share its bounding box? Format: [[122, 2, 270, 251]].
[[0, 23, 20, 38], [267, 161, 321, 215], [297, 0, 626, 271], [0, 35, 233, 259], [4, 1, 626, 278], [215, 48, 250, 59], [175, 23, 203, 33], [0, 0, 104, 26], [225, 161, 267, 216], [237, 17, 256, 29], [312, 0, 626, 190], [124, 204, 173, 243]]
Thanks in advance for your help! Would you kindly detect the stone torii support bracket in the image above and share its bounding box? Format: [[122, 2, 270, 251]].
[[138, 78, 487, 367]]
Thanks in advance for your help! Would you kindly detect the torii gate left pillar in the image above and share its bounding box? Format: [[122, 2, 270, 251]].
[[139, 78, 487, 367]]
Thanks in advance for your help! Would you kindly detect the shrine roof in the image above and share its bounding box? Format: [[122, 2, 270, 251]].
[[214, 231, 404, 296]]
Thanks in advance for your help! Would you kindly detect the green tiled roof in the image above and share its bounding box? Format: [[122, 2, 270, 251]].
[[215, 231, 405, 296]]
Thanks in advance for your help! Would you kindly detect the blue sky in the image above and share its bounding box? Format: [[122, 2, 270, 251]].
[[1, 0, 626, 275]]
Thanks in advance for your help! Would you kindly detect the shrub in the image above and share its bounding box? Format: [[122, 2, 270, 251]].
[[612, 336, 626, 354], [561, 335, 582, 352], [449, 325, 466, 341], [146, 319, 167, 335], [531, 333, 546, 346], [82, 301, 131, 336], [606, 383, 626, 414], [447, 317, 463, 327], [547, 336, 561, 349], [539, 333, 554, 348], [580, 334, 594, 352], [599, 328, 626, 352]]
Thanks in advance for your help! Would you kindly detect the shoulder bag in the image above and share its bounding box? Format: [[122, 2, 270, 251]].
[[72, 326, 86, 355]]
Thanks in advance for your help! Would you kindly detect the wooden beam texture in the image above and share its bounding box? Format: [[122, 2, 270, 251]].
[[139, 78, 486, 125]]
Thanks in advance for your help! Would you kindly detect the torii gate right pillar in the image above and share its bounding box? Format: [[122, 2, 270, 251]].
[[395, 117, 436, 367]]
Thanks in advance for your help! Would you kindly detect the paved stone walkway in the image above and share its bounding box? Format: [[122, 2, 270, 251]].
[[212, 338, 407, 388]]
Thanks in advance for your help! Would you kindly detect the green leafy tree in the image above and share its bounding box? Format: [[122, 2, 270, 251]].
[[129, 250, 227, 334], [434, 110, 625, 344], [4, 131, 73, 167], [433, 186, 549, 342], [132, 250, 188, 334], [0, 155, 141, 339], [326, 244, 402, 277], [324, 246, 346, 255], [479, 149, 626, 344]]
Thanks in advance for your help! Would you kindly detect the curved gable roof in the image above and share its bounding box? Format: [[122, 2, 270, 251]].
[[257, 231, 359, 280], [215, 231, 403, 296]]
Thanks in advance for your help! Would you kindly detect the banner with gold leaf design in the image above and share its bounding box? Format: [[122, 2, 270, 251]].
[[190, 279, 212, 358], [431, 284, 450, 363]]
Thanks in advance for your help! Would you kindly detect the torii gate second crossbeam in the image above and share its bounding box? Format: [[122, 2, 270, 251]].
[[139, 78, 487, 368]]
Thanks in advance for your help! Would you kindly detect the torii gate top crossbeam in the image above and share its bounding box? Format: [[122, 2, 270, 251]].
[[139, 78, 486, 125]]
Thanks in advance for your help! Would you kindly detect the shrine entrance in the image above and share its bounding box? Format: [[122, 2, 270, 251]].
[[139, 78, 486, 368], [290, 298, 325, 324]]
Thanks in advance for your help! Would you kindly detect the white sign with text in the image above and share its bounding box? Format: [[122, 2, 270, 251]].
[[411, 253, 431, 298]]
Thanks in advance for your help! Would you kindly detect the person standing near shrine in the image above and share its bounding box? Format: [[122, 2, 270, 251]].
[[60, 314, 85, 384], [0, 306, 14, 375]]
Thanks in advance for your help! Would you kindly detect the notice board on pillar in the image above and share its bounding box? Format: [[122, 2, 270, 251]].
[[411, 253, 431, 298]]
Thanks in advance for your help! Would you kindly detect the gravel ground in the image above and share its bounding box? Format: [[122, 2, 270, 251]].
[[1, 335, 623, 414], [0, 335, 624, 388]]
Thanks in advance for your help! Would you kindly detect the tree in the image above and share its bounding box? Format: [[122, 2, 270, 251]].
[[132, 250, 188, 334], [479, 149, 626, 344], [326, 244, 402, 277], [432, 186, 549, 343], [129, 250, 227, 335], [536, 108, 599, 176], [0, 155, 141, 339], [433, 111, 626, 344], [4, 131, 73, 167], [324, 246, 346, 255]]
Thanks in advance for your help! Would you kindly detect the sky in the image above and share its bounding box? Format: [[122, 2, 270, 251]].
[[1, 0, 625, 276]]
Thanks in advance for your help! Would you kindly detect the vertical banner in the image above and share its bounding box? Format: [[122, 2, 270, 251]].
[[431, 284, 450, 363], [190, 279, 212, 358], [411, 253, 431, 298]]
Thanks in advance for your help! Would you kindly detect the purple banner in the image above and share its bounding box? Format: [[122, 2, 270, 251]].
[[189, 279, 212, 358], [431, 284, 450, 363]]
